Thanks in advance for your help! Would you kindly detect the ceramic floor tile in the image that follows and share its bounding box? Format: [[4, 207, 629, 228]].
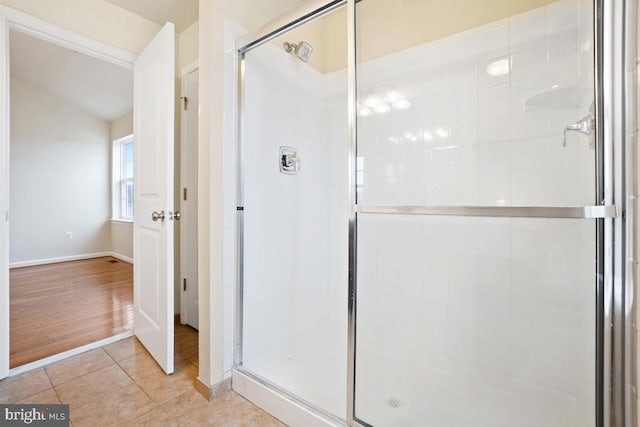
[[55, 364, 134, 410], [70, 383, 156, 427], [117, 351, 164, 382], [161, 388, 211, 419], [249, 411, 287, 426], [103, 337, 146, 361], [114, 407, 178, 427], [16, 388, 61, 404], [45, 349, 114, 386], [163, 390, 284, 427], [135, 362, 198, 404], [0, 368, 52, 403]]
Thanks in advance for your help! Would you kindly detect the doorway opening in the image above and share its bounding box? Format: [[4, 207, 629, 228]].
[[8, 29, 134, 369]]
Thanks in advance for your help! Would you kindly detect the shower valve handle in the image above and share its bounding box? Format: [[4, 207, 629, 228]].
[[563, 114, 594, 147]]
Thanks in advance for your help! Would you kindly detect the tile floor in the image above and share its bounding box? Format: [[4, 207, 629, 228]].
[[0, 324, 286, 426]]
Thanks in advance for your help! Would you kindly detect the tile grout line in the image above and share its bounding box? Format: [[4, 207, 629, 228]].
[[43, 367, 65, 405], [57, 348, 139, 417], [107, 344, 169, 423], [45, 348, 116, 387]]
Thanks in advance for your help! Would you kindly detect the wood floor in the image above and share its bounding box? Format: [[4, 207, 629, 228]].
[[10, 256, 133, 368]]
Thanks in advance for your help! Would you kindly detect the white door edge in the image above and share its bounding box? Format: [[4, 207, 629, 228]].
[[180, 66, 199, 330]]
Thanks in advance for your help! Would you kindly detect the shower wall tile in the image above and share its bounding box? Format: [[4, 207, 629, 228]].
[[370, 2, 591, 207], [476, 256, 511, 370], [476, 19, 509, 56], [239, 24, 348, 395], [510, 7, 546, 51], [479, 84, 510, 117], [445, 278, 478, 363]]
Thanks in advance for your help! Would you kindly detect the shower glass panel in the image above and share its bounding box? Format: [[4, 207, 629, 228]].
[[354, 0, 597, 426], [240, 5, 348, 419], [355, 0, 595, 208]]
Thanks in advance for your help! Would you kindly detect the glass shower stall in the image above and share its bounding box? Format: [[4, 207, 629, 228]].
[[233, 0, 635, 426]]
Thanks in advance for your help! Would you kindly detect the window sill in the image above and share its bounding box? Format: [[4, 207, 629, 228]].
[[110, 218, 133, 225]]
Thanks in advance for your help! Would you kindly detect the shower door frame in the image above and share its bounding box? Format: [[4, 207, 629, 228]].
[[233, 1, 636, 426], [233, 1, 351, 425]]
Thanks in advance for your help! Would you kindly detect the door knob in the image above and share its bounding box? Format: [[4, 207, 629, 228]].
[[173, 211, 182, 220], [152, 210, 165, 222]]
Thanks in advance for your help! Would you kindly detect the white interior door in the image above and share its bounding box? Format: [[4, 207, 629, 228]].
[[180, 67, 198, 330], [133, 22, 175, 374]]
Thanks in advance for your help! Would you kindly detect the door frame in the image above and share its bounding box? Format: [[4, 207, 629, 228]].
[[179, 61, 199, 328], [0, 5, 135, 379]]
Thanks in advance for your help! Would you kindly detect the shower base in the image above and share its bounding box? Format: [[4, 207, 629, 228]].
[[239, 333, 346, 421], [355, 350, 587, 427], [237, 339, 587, 427]]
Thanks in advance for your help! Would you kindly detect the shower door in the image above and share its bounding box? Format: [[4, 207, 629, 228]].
[[352, 0, 609, 426], [238, 4, 349, 421]]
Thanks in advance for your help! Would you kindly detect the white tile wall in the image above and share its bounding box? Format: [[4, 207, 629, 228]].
[[356, 0, 595, 209], [237, 26, 348, 418], [352, 0, 596, 426]]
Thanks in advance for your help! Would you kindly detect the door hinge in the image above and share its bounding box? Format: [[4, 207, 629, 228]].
[[181, 96, 188, 111], [183, 278, 187, 291], [183, 188, 187, 201]]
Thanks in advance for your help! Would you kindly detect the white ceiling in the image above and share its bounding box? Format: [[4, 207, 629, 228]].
[[10, 30, 132, 122], [105, 0, 198, 32]]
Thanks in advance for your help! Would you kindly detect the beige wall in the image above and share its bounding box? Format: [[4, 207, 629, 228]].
[[179, 20, 199, 70], [110, 111, 132, 141], [0, 0, 160, 55], [10, 77, 111, 264]]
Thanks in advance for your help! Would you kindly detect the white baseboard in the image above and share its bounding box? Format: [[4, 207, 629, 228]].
[[9, 252, 134, 268], [109, 252, 133, 264], [9, 252, 112, 268]]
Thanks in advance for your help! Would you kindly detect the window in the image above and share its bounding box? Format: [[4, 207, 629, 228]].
[[112, 135, 134, 221]]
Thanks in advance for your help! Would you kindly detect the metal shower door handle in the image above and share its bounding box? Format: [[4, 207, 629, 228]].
[[152, 210, 165, 222]]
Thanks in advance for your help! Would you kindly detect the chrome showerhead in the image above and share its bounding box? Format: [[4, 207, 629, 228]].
[[283, 41, 313, 62]]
